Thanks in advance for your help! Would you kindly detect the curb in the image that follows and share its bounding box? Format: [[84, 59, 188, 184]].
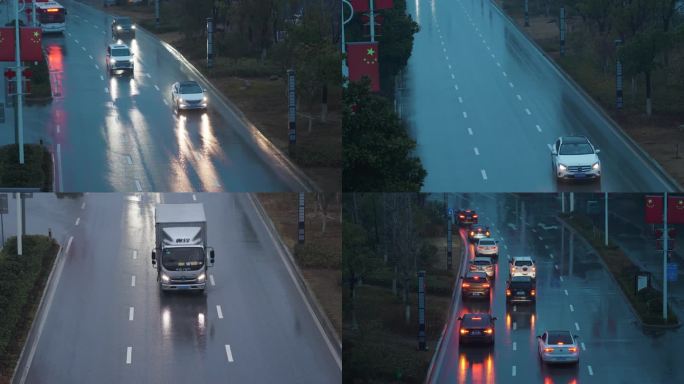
[[555, 215, 681, 331], [425, 231, 468, 384], [246, 193, 342, 356], [490, 1, 682, 191], [10, 239, 63, 384], [71, 0, 320, 192]]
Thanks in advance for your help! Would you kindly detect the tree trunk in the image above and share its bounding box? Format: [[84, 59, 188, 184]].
[[645, 70, 652, 116]]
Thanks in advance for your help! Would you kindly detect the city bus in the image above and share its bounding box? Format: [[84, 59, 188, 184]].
[[23, 0, 66, 34]]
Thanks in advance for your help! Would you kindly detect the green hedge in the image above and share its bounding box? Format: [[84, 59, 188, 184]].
[[0, 144, 53, 191], [563, 214, 678, 326], [26, 58, 51, 100], [0, 236, 59, 379]]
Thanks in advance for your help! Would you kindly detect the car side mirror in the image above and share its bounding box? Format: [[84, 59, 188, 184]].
[[551, 148, 557, 155], [595, 149, 601, 154], [151, 250, 156, 265], [208, 247, 215, 265], [492, 317, 497, 321], [457, 317, 463, 321], [203, 88, 207, 92], [574, 335, 579, 339], [537, 335, 541, 339]]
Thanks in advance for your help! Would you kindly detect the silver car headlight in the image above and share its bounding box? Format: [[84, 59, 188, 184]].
[[592, 162, 600, 170], [558, 164, 567, 171], [161, 274, 170, 282], [202, 96, 208, 102]]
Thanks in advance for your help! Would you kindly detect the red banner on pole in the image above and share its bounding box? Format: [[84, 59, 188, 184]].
[[645, 195, 663, 224], [20, 27, 43, 61], [346, 41, 380, 92], [0, 28, 16, 62], [668, 195, 684, 224], [351, 0, 393, 13], [375, 0, 394, 10]]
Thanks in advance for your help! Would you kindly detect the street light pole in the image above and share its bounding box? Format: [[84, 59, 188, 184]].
[[604, 193, 609, 246], [341, 1, 353, 87], [16, 193, 22, 255], [615, 39, 624, 109], [369, 0, 375, 42], [15, 0, 25, 164], [663, 192, 669, 321], [155, 0, 160, 28]]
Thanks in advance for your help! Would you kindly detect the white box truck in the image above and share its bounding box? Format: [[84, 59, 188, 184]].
[[151, 203, 215, 292]]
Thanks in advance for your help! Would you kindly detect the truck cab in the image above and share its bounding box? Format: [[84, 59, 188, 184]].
[[151, 204, 214, 293]]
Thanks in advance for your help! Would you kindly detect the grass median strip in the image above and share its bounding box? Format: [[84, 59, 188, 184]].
[[0, 235, 60, 384], [561, 213, 678, 326]]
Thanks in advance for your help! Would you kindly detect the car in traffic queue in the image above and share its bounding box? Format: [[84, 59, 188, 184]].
[[456, 209, 478, 226], [468, 224, 490, 243], [171, 81, 208, 112], [537, 330, 580, 364], [460, 271, 491, 300], [106, 43, 134, 75], [469, 257, 495, 278], [475, 238, 498, 259], [551, 136, 601, 182], [505, 275, 536, 303], [509, 256, 536, 279], [112, 16, 136, 38], [457, 313, 497, 346]]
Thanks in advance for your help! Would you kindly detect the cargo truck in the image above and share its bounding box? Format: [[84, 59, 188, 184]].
[[151, 203, 215, 292]]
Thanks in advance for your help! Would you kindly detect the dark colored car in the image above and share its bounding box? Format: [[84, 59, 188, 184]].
[[505, 276, 536, 303], [461, 271, 491, 299], [468, 224, 491, 243], [456, 209, 478, 226], [458, 313, 497, 345], [112, 16, 136, 38]]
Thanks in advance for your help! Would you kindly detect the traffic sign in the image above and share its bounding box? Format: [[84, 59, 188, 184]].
[[667, 263, 678, 282], [447, 208, 453, 217]]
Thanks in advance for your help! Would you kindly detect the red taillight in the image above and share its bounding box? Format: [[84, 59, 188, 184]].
[[506, 289, 511, 296], [470, 231, 475, 236], [473, 214, 478, 218], [484, 328, 493, 334], [482, 283, 490, 288], [462, 283, 470, 288], [459, 215, 465, 219], [471, 317, 482, 320], [568, 347, 578, 353], [543, 347, 554, 353], [460, 328, 469, 335], [486, 231, 490, 236], [531, 289, 536, 296], [47, 8, 60, 13], [470, 265, 477, 270]]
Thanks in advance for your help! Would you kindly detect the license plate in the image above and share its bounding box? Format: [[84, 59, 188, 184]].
[[575, 173, 586, 178], [177, 285, 190, 290], [471, 331, 481, 335], [517, 291, 525, 295]]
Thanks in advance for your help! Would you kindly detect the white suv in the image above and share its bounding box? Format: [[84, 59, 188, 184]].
[[106, 43, 134, 75], [509, 256, 536, 279], [551, 136, 600, 182]]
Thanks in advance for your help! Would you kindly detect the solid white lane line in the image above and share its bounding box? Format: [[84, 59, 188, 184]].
[[512, 366, 516, 376], [225, 345, 234, 362], [525, 108, 532, 115], [131, 276, 136, 287], [575, 322, 580, 331], [474, 147, 479, 156], [133, 250, 137, 259], [588, 365, 594, 376], [516, 94, 522, 101], [581, 342, 586, 351], [217, 305, 224, 319], [135, 180, 142, 191], [536, 124, 542, 132], [126, 347, 132, 364], [105, 87, 109, 93], [481, 169, 487, 180], [81, 202, 86, 209], [210, 274, 215, 286], [564, 289, 569, 296], [129, 307, 134, 321], [467, 128, 473, 135], [154, 84, 160, 91], [75, 218, 80, 226], [458, 96, 463, 103], [569, 304, 575, 312], [512, 342, 517, 351], [462, 111, 468, 118]]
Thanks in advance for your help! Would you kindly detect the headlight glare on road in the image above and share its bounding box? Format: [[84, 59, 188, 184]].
[[197, 273, 206, 282], [592, 162, 600, 170], [558, 164, 567, 171], [161, 274, 170, 282]]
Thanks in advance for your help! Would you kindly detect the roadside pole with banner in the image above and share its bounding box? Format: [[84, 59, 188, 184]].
[[0, 193, 7, 246]]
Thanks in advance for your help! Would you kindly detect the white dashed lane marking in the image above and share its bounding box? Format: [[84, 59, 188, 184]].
[[462, 112, 468, 118], [126, 347, 132, 364], [588, 366, 594, 376], [536, 124, 542, 132], [474, 147, 479, 156], [154, 84, 160, 91], [467, 128, 473, 135], [75, 218, 80, 226], [569, 304, 574, 312], [216, 305, 224, 319], [131, 275, 136, 287], [564, 289, 569, 296], [225, 345, 234, 362], [481, 169, 488, 181], [129, 307, 134, 321], [575, 322, 580, 331], [458, 97, 463, 103]]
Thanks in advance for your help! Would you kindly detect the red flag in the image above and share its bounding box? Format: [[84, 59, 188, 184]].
[[0, 28, 16, 61], [20, 27, 43, 61], [645, 195, 664, 224], [346, 42, 380, 92], [375, 0, 394, 10], [667, 195, 684, 224], [351, 0, 393, 13]]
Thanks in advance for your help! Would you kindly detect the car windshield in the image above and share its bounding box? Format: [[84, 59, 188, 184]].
[[514, 260, 533, 266], [180, 83, 203, 94], [479, 240, 495, 246], [162, 247, 204, 271], [548, 333, 573, 344], [559, 142, 593, 155], [473, 260, 491, 266], [465, 273, 487, 282], [111, 48, 131, 57], [510, 280, 532, 289], [117, 19, 132, 26]]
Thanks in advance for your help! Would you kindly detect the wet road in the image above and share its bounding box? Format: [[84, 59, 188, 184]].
[[12, 193, 340, 384], [429, 193, 684, 383], [8, 0, 310, 192], [403, 0, 678, 192]]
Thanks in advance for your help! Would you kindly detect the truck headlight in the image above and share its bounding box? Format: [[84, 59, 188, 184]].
[[592, 162, 600, 170], [109, 58, 116, 64], [117, 25, 122, 30], [558, 164, 567, 171], [131, 25, 136, 29], [197, 273, 206, 282], [161, 274, 170, 282]]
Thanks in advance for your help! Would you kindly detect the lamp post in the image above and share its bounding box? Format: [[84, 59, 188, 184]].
[[15, 0, 25, 164], [341, 0, 353, 87], [615, 39, 624, 110]]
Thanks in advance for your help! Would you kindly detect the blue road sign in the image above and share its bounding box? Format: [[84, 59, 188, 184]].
[[447, 208, 453, 216], [667, 263, 678, 282]]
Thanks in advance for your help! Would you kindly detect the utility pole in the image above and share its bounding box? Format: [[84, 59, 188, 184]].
[[559, 6, 566, 57], [663, 192, 669, 321], [15, 0, 25, 164], [615, 39, 624, 109], [369, 0, 375, 42], [524, 0, 529, 27], [16, 193, 22, 255], [341, 1, 352, 86], [604, 192, 609, 246], [155, 0, 160, 28]]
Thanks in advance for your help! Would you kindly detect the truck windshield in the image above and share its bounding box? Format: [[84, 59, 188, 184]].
[[162, 247, 204, 271]]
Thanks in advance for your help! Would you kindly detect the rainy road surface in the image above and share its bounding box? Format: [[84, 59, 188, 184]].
[[404, 0, 678, 192], [428, 194, 684, 384], [11, 193, 341, 384], [10, 0, 311, 192]]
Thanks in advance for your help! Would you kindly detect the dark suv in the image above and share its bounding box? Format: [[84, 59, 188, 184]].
[[456, 209, 478, 226], [457, 313, 497, 345], [505, 276, 536, 303], [461, 271, 491, 300], [112, 17, 136, 38]]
